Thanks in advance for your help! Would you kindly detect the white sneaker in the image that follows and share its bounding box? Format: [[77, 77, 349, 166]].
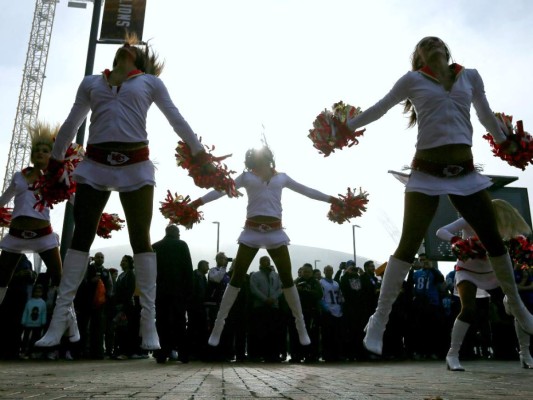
[[65, 350, 74, 361]]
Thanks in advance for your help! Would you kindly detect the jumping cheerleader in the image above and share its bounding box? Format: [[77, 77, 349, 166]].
[[192, 145, 340, 347], [36, 34, 209, 350], [0, 123, 65, 320], [340, 36, 533, 355], [437, 199, 533, 371]]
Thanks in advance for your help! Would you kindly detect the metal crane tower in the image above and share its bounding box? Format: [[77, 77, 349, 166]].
[[2, 0, 58, 194]]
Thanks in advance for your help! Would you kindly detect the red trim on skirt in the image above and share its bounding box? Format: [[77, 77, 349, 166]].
[[86, 145, 149, 166], [411, 158, 475, 178], [455, 265, 492, 274], [9, 225, 53, 239], [244, 219, 282, 232]]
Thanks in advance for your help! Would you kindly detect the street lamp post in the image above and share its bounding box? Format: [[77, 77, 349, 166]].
[[60, 0, 103, 259], [314, 259, 320, 269], [352, 224, 361, 265], [212, 221, 220, 254]]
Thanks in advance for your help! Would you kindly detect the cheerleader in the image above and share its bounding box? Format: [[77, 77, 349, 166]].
[[0, 123, 64, 320], [340, 36, 533, 356], [36, 33, 208, 350], [193, 145, 340, 346], [437, 199, 533, 371]]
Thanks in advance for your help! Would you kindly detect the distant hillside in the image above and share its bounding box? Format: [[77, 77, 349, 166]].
[[93, 243, 374, 276]]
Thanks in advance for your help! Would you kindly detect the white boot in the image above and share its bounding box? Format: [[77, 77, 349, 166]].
[[446, 319, 469, 371], [44, 286, 80, 341], [208, 284, 240, 346], [35, 249, 89, 347], [283, 285, 311, 346], [363, 255, 411, 355], [134, 252, 160, 350], [514, 319, 533, 369], [0, 287, 7, 305], [490, 253, 533, 334]]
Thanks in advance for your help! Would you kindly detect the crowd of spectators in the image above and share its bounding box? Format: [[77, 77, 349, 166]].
[[0, 246, 529, 364]]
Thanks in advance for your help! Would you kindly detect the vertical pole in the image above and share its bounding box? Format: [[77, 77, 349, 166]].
[[212, 221, 220, 254], [352, 225, 356, 264], [216, 224, 220, 253], [352, 224, 360, 265], [60, 0, 102, 259]]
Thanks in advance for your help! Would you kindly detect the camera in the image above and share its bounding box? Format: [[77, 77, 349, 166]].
[[227, 257, 233, 262]]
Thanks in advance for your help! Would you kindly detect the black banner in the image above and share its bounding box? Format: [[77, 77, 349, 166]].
[[100, 0, 147, 42]]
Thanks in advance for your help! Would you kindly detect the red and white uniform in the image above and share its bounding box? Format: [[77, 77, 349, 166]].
[[0, 171, 58, 253], [52, 72, 204, 192], [201, 172, 331, 249], [436, 217, 498, 290], [347, 66, 506, 196]]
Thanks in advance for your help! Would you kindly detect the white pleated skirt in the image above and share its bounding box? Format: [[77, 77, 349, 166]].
[[0, 232, 59, 254], [405, 170, 492, 196], [73, 158, 156, 192], [237, 228, 290, 249], [455, 258, 499, 291]]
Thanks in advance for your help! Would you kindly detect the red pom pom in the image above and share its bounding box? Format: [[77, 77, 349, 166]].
[[308, 101, 366, 157], [450, 236, 462, 245], [176, 139, 240, 198], [327, 187, 369, 224], [507, 235, 533, 268], [159, 190, 204, 229], [32, 143, 85, 210], [96, 212, 125, 239], [451, 237, 487, 261], [0, 207, 13, 228], [483, 113, 533, 170]]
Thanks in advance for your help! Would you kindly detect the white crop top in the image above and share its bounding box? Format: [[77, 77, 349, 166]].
[[52, 73, 204, 160], [0, 171, 50, 221], [347, 67, 507, 150], [200, 171, 331, 219]]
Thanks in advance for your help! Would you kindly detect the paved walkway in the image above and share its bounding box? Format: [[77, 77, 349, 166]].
[[0, 359, 531, 400]]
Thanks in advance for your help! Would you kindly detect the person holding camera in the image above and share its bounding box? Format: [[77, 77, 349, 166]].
[[333, 261, 348, 283]]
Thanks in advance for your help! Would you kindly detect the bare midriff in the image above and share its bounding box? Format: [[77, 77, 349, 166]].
[[90, 141, 147, 151], [10, 216, 51, 230]]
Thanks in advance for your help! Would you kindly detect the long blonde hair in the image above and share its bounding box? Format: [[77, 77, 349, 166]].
[[493, 199, 532, 240]]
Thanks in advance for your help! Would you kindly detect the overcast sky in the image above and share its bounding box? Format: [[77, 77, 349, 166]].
[[1, 0, 533, 275]]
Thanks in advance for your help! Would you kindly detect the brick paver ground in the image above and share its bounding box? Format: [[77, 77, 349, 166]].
[[0, 359, 532, 400]]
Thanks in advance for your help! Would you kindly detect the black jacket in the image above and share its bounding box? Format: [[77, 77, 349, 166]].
[[152, 235, 193, 303]]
